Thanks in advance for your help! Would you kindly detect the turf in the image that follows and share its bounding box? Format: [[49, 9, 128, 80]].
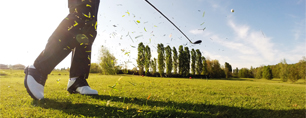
[[0, 70, 305, 117]]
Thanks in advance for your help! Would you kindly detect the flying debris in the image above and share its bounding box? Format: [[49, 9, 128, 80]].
[[135, 35, 143, 39], [261, 30, 266, 38], [129, 35, 134, 42], [126, 11, 130, 16], [198, 27, 206, 31]]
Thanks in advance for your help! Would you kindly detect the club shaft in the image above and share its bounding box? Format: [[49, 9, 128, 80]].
[[145, 0, 192, 43]]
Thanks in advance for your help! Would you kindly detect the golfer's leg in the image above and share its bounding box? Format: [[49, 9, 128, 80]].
[[67, 0, 100, 94], [70, 31, 96, 79], [33, 14, 87, 75], [67, 24, 98, 95], [25, 10, 88, 100]]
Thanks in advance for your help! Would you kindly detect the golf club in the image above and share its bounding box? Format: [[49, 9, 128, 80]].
[[145, 0, 202, 44]]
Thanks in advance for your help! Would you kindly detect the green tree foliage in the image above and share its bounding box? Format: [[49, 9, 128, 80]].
[[196, 49, 203, 75], [202, 56, 207, 75], [98, 46, 118, 75], [144, 45, 151, 75], [178, 45, 184, 76], [165, 45, 172, 76], [298, 57, 306, 80], [262, 66, 273, 80], [151, 58, 157, 76], [232, 67, 238, 78], [211, 60, 222, 78], [270, 64, 280, 78], [184, 47, 190, 76], [89, 63, 101, 73], [288, 65, 299, 82], [157, 43, 165, 77], [172, 47, 178, 75], [224, 62, 232, 78], [255, 66, 262, 79], [206, 59, 224, 78], [249, 66, 255, 78], [191, 49, 196, 75], [137, 42, 145, 75], [238, 68, 251, 78], [279, 59, 288, 82]]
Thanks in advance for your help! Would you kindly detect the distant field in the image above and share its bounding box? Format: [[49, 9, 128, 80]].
[[0, 69, 305, 117]]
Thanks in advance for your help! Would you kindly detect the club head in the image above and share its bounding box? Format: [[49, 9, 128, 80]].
[[192, 40, 202, 44]]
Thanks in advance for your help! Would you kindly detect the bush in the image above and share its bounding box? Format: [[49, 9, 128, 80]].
[[89, 63, 101, 73]]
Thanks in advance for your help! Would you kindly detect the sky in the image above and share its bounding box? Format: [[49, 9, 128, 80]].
[[0, 0, 305, 70]]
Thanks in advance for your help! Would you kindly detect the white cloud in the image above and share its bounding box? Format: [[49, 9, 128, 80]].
[[189, 19, 283, 68], [228, 20, 277, 62], [228, 20, 249, 39]]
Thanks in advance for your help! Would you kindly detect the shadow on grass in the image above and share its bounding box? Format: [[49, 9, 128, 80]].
[[33, 95, 305, 118]]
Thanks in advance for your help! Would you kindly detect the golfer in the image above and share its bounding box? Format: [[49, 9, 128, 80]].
[[24, 0, 100, 100]]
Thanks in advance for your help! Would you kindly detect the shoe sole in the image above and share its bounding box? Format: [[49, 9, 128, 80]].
[[67, 89, 98, 95], [24, 67, 40, 100]]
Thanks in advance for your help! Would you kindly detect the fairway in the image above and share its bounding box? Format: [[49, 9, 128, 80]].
[[0, 70, 305, 117]]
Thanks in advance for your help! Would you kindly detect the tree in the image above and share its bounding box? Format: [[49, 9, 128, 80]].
[[298, 57, 306, 80], [178, 45, 184, 76], [137, 42, 145, 75], [262, 66, 273, 80], [165, 45, 172, 77], [144, 45, 151, 75], [151, 58, 157, 76], [195, 49, 202, 75], [271, 64, 280, 78], [249, 66, 255, 78], [224, 62, 232, 78], [238, 68, 250, 78], [184, 47, 190, 76], [191, 49, 196, 75], [255, 67, 263, 79], [288, 64, 299, 82], [279, 59, 288, 82], [202, 56, 207, 75], [157, 43, 165, 77], [98, 46, 118, 75], [172, 47, 178, 75], [211, 59, 222, 78]]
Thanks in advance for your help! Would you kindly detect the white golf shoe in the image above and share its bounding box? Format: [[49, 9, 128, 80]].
[[24, 65, 47, 100], [67, 77, 98, 95]]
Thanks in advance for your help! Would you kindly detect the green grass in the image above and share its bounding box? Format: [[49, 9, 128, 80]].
[[1, 70, 305, 117]]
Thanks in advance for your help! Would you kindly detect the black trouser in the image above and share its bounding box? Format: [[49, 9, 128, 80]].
[[34, 0, 100, 79]]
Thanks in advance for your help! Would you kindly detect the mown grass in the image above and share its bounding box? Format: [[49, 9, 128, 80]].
[[0, 70, 305, 117]]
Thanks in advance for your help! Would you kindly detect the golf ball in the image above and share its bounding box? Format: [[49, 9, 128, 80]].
[[231, 9, 234, 13]]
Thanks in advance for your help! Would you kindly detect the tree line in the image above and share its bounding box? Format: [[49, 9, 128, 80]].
[[234, 58, 306, 82], [92, 43, 305, 83], [136, 42, 232, 78]]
